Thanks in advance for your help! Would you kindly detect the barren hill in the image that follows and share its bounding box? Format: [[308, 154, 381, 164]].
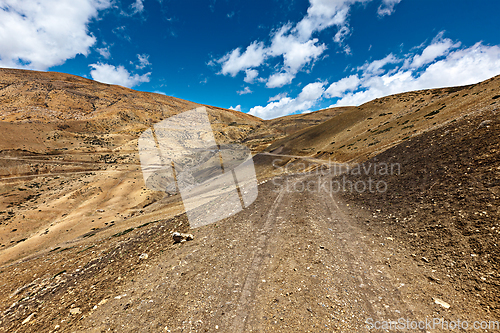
[[0, 68, 348, 265], [267, 75, 500, 163]]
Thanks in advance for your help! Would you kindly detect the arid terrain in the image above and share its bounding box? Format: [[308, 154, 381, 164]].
[[0, 68, 499, 332]]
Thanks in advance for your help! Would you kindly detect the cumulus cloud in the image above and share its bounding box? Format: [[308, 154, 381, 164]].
[[252, 33, 500, 119], [265, 26, 327, 87], [328, 35, 500, 107], [324, 74, 361, 98], [216, 0, 375, 88], [249, 82, 326, 119], [244, 69, 259, 83], [406, 33, 461, 68], [267, 72, 296, 88], [268, 93, 288, 103], [89, 63, 150, 88], [377, 0, 402, 17], [229, 105, 242, 111], [218, 41, 267, 77], [237, 87, 252, 95], [0, 0, 112, 70]]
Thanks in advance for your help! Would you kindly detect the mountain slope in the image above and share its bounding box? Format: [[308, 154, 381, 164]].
[[267, 75, 500, 163], [0, 68, 347, 265]]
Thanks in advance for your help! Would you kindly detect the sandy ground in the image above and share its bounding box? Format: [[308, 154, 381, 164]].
[[1, 172, 496, 332]]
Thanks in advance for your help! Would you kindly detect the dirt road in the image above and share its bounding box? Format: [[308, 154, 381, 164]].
[[67, 171, 494, 333]]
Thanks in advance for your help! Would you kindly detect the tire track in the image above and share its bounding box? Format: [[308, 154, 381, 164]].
[[230, 177, 292, 332]]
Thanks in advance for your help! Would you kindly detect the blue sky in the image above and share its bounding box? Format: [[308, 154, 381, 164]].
[[1, 0, 500, 119]]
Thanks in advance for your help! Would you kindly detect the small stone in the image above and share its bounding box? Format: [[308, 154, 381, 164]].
[[172, 232, 194, 243], [422, 257, 429, 263], [433, 298, 450, 309], [22, 313, 35, 324], [69, 308, 81, 315], [478, 120, 492, 129], [139, 253, 149, 260]]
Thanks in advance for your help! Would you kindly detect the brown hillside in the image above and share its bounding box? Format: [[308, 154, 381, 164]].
[[340, 104, 500, 316], [0, 68, 346, 265], [267, 75, 500, 163]]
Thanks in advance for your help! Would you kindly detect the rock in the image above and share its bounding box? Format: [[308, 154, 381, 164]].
[[422, 257, 429, 263], [173, 232, 194, 243], [433, 298, 450, 309], [98, 298, 108, 306], [22, 312, 35, 324], [139, 253, 149, 260], [70, 307, 81, 315], [478, 120, 492, 129]]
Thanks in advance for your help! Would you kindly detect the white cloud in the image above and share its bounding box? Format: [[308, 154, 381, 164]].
[[266, 27, 327, 87], [294, 0, 366, 40], [328, 37, 500, 107], [251, 33, 500, 119], [268, 93, 288, 102], [249, 82, 326, 119], [89, 63, 150, 88], [237, 87, 252, 95], [136, 54, 151, 69], [0, 0, 112, 70], [357, 53, 400, 74], [267, 72, 296, 88], [298, 81, 326, 101], [216, 0, 374, 88], [325, 74, 360, 98], [407, 33, 460, 68], [131, 0, 144, 14], [218, 41, 267, 76], [229, 105, 242, 111], [333, 26, 351, 44], [377, 0, 402, 17], [343, 45, 353, 55], [96, 46, 111, 59], [244, 69, 259, 83]]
